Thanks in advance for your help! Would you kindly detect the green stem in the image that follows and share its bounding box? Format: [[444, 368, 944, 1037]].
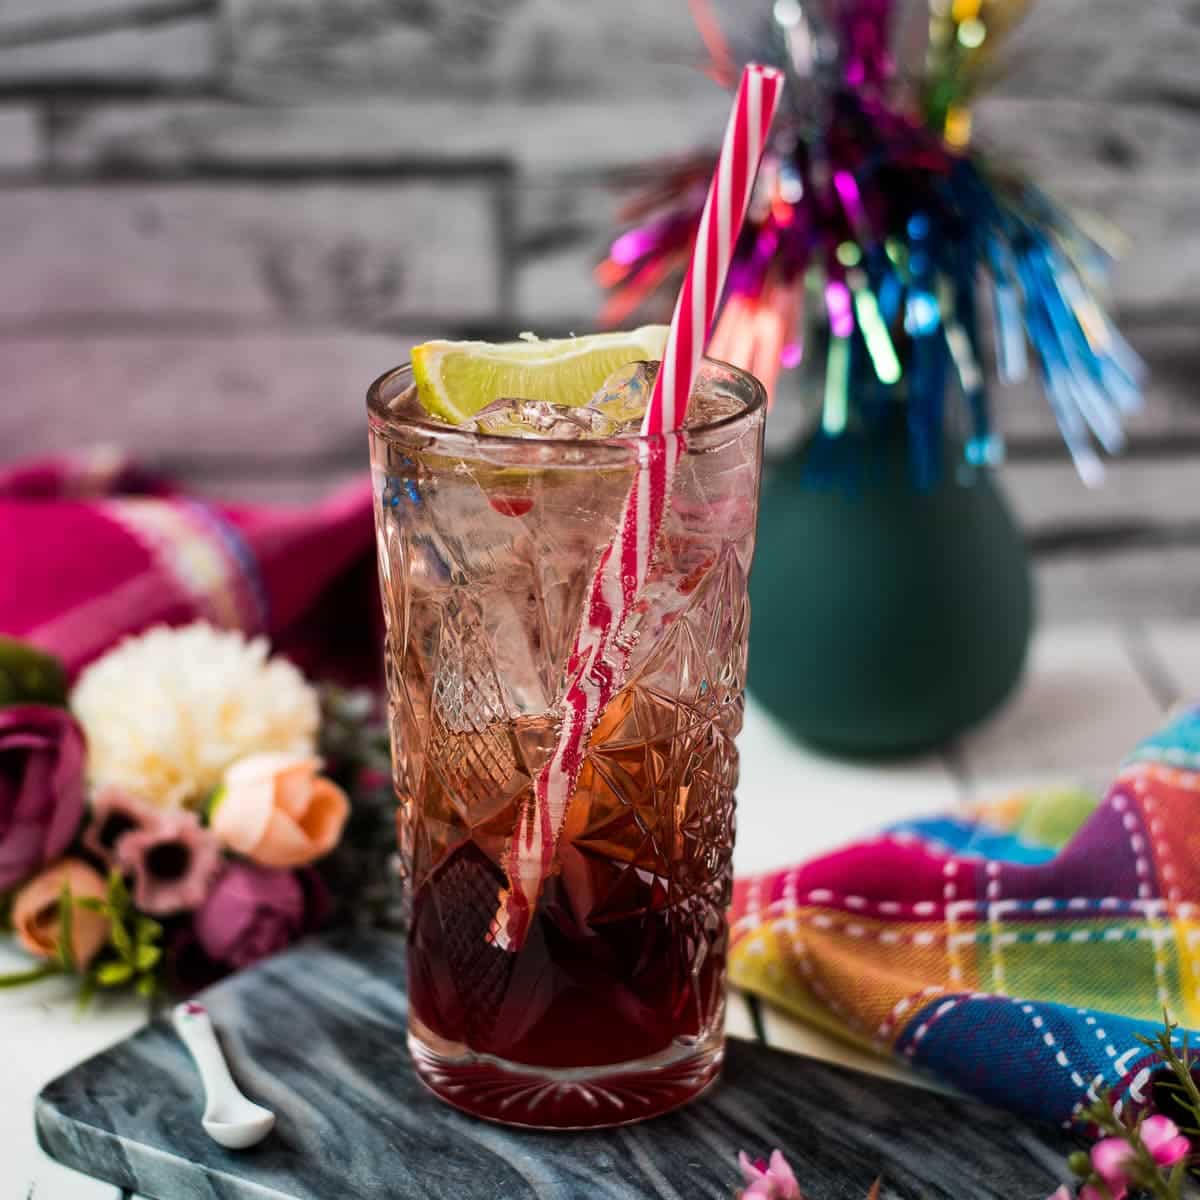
[[1167, 1043, 1200, 1130], [1138, 1019, 1200, 1135], [0, 963, 61, 987]]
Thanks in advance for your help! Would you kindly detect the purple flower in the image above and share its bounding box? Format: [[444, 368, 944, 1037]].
[[116, 808, 222, 915], [0, 705, 86, 891], [194, 863, 308, 970], [296, 867, 333, 934]]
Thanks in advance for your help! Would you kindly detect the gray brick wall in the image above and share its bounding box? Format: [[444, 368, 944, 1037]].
[[1, 0, 1198, 620]]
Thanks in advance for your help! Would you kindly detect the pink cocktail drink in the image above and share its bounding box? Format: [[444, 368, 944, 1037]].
[[368, 362, 765, 1127]]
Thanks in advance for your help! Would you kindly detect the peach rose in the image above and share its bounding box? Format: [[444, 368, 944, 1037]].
[[12, 858, 109, 967], [211, 753, 349, 869]]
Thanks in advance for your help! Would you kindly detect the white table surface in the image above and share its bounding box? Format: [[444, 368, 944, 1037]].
[[5, 620, 1196, 1199]]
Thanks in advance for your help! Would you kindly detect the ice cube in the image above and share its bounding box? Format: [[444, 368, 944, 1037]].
[[587, 360, 658, 432], [464, 398, 617, 439], [586, 360, 746, 433]]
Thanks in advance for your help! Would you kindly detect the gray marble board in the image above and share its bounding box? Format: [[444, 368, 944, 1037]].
[[37, 927, 1076, 1199]]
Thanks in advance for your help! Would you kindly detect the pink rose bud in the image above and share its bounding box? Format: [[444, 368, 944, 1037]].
[[12, 858, 109, 968], [211, 753, 349, 869]]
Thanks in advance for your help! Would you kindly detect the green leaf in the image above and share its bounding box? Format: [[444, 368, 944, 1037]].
[[135, 916, 163, 942], [205, 786, 227, 824], [73, 896, 107, 913], [1167, 1157, 1188, 1198], [107, 869, 131, 912], [134, 944, 161, 971], [0, 635, 69, 708], [135, 974, 158, 999], [0, 964, 60, 988], [109, 912, 133, 961], [95, 960, 134, 987], [56, 884, 75, 972]]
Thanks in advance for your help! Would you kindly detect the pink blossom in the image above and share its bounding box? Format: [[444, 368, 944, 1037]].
[[82, 788, 161, 867], [116, 808, 222, 914], [1140, 1114, 1190, 1168], [737, 1150, 803, 1199], [1046, 1187, 1072, 1200], [1080, 1185, 1125, 1200], [1090, 1137, 1133, 1192]]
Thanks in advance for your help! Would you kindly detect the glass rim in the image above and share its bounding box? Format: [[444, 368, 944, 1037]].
[[366, 356, 767, 457]]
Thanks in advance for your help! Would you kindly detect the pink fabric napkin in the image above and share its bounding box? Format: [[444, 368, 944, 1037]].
[[0, 451, 379, 684]]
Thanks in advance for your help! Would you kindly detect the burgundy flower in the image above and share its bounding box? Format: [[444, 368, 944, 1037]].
[[296, 867, 333, 934], [0, 705, 86, 891], [194, 863, 308, 970], [116, 809, 222, 915], [162, 925, 227, 996], [82, 788, 161, 868]]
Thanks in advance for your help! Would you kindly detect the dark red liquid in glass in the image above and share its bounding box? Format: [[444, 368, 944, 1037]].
[[404, 693, 736, 1126]]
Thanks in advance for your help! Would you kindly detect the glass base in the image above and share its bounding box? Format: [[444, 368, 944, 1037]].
[[408, 1024, 724, 1129]]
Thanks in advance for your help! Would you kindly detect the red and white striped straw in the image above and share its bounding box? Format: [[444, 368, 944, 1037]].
[[492, 64, 784, 952]]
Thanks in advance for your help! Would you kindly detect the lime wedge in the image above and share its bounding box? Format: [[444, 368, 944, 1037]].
[[410, 326, 668, 425]]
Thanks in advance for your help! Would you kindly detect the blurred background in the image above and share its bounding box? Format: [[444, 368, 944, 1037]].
[[1, 0, 1197, 622]]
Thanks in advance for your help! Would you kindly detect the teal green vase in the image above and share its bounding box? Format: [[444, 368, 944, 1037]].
[[748, 428, 1034, 756]]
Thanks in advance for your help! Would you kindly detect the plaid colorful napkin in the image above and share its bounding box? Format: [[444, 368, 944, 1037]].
[[730, 706, 1200, 1127], [0, 452, 378, 684]]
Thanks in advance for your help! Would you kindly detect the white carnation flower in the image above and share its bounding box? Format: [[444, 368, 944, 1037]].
[[71, 623, 320, 810]]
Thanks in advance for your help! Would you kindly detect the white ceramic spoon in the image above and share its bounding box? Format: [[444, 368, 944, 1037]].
[[172, 1001, 276, 1150]]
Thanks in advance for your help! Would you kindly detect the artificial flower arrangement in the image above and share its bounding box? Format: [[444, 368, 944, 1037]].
[[0, 623, 395, 1001]]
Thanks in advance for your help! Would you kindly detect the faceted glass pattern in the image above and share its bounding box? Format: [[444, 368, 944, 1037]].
[[368, 361, 765, 1127]]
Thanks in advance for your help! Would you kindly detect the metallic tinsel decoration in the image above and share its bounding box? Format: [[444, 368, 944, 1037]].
[[599, 0, 1143, 487]]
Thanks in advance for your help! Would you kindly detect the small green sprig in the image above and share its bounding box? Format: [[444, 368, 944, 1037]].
[[1137, 1013, 1200, 1141], [75, 870, 164, 1006], [0, 962, 59, 988], [1073, 1091, 1190, 1200]]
